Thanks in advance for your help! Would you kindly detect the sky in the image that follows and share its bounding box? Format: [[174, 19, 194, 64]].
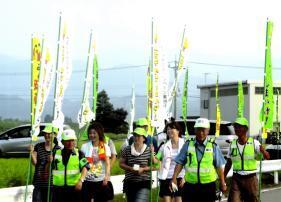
[[1, 0, 281, 117]]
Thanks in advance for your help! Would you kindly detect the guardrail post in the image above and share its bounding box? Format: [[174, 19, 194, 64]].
[[274, 171, 279, 184]]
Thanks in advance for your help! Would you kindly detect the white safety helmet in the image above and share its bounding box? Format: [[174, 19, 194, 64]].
[[62, 129, 77, 141], [194, 118, 210, 129]]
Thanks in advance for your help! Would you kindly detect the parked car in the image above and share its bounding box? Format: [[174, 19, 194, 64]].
[[0, 123, 69, 157], [157, 119, 237, 157], [265, 144, 281, 160]]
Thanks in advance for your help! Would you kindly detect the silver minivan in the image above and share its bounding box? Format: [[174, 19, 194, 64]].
[[0, 123, 69, 157]]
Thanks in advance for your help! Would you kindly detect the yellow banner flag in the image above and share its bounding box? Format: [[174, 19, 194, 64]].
[[31, 37, 41, 124], [215, 104, 221, 137]]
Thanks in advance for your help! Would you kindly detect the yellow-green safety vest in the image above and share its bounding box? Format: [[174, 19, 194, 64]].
[[53, 149, 84, 186], [185, 138, 217, 184], [230, 137, 257, 171], [105, 136, 109, 144]]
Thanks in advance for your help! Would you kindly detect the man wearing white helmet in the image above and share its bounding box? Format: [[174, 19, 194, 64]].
[[47, 129, 89, 202], [170, 118, 227, 202]]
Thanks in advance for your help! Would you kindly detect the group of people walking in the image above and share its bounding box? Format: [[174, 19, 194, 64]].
[[30, 116, 270, 202]]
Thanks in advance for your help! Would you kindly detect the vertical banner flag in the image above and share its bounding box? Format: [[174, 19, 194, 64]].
[[166, 26, 188, 116], [93, 50, 99, 119], [215, 74, 221, 137], [150, 19, 160, 128], [32, 40, 55, 140], [77, 31, 95, 128], [182, 67, 189, 137], [260, 20, 274, 139], [237, 81, 244, 118], [157, 47, 169, 133], [146, 60, 153, 135], [31, 36, 41, 125], [53, 15, 72, 134], [128, 85, 135, 137]]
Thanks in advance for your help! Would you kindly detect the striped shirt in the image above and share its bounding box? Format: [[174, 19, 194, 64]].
[[33, 142, 59, 187], [121, 145, 151, 182]]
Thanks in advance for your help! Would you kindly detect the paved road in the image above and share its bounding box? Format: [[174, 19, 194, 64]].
[[261, 187, 281, 202], [221, 187, 281, 202]]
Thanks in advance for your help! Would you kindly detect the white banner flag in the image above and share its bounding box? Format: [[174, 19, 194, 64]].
[[32, 40, 54, 140], [156, 45, 169, 133], [128, 85, 135, 137], [166, 27, 188, 118], [151, 23, 161, 127], [77, 32, 95, 128], [53, 15, 72, 135]]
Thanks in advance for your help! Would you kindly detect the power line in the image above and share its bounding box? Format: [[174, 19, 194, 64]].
[[1, 60, 281, 76]]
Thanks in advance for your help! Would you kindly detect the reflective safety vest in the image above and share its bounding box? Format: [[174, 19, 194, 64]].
[[185, 138, 217, 184], [105, 136, 109, 144], [230, 137, 257, 171], [53, 149, 81, 186]]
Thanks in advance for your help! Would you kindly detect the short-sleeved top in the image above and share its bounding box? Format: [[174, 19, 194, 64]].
[[175, 137, 226, 168], [227, 139, 261, 175], [33, 142, 60, 187], [121, 145, 151, 182], [81, 142, 111, 182]]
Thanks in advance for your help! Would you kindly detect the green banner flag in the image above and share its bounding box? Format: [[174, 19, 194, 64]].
[[182, 68, 189, 136], [237, 81, 244, 118], [260, 20, 274, 139], [93, 53, 99, 118]]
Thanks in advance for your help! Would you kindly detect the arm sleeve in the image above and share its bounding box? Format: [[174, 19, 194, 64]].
[[226, 145, 231, 159], [213, 144, 226, 168], [105, 144, 111, 157], [254, 140, 261, 154], [78, 150, 90, 170], [174, 142, 189, 165], [108, 139, 117, 155]]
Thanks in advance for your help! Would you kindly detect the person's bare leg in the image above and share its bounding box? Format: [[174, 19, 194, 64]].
[[174, 196, 182, 202], [164, 196, 172, 202]]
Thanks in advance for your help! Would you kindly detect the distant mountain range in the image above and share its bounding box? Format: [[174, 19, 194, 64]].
[[0, 54, 200, 121], [0, 94, 200, 121]]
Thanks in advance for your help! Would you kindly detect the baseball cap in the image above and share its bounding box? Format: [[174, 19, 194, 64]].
[[135, 118, 149, 126], [62, 129, 77, 141], [42, 124, 58, 134], [234, 117, 249, 127], [194, 118, 210, 129], [133, 127, 148, 138]]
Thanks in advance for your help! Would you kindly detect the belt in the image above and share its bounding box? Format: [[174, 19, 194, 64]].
[[233, 173, 256, 179]]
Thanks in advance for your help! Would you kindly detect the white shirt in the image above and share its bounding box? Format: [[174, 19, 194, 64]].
[[158, 138, 185, 180], [81, 141, 111, 182], [227, 139, 261, 175]]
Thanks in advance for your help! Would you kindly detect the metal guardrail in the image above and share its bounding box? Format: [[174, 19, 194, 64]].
[[0, 160, 280, 202]]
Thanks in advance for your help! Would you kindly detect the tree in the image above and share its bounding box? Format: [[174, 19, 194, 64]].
[[96, 90, 128, 133]]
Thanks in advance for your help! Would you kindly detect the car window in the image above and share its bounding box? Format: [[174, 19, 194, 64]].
[[177, 121, 233, 136], [9, 127, 31, 139]]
